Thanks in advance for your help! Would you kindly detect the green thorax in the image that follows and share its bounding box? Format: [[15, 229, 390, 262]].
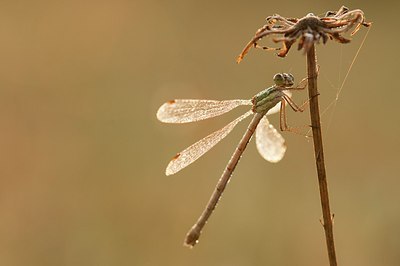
[[252, 86, 282, 115]]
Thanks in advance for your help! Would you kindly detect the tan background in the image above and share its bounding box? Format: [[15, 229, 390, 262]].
[[0, 0, 398, 265]]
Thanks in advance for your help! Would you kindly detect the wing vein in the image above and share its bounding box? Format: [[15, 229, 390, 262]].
[[166, 111, 253, 175], [255, 116, 286, 163], [157, 99, 251, 123]]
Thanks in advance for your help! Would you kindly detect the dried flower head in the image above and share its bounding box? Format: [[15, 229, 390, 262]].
[[237, 6, 371, 63]]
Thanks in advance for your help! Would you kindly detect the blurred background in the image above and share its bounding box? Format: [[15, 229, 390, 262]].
[[0, 0, 398, 265]]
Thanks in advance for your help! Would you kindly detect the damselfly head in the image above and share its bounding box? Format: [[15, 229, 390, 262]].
[[273, 73, 294, 87]]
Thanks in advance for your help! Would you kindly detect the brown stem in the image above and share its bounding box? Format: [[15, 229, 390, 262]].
[[306, 44, 337, 266]]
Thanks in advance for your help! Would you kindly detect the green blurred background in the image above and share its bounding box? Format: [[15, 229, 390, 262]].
[[0, 0, 398, 265]]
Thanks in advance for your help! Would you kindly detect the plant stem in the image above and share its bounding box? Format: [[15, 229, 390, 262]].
[[306, 44, 337, 266]]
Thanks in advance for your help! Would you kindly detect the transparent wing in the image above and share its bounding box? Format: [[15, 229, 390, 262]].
[[266, 91, 292, 115], [255, 116, 286, 163], [157, 99, 251, 123], [166, 110, 253, 175]]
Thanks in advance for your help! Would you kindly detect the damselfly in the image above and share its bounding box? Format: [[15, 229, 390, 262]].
[[157, 73, 307, 247]]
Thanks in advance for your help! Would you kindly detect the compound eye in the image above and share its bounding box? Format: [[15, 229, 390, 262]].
[[281, 73, 294, 83], [273, 73, 284, 84]]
